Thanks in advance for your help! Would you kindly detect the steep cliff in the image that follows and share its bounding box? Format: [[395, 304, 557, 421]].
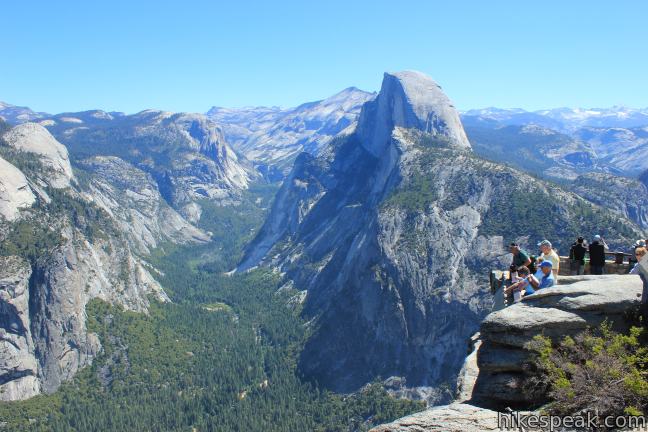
[[78, 155, 210, 254], [40, 110, 257, 222], [472, 275, 643, 409], [571, 172, 648, 230], [207, 87, 375, 177], [0, 256, 40, 401], [238, 71, 643, 400], [0, 125, 168, 400]]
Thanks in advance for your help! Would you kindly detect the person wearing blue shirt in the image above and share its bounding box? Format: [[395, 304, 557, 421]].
[[530, 261, 555, 290]]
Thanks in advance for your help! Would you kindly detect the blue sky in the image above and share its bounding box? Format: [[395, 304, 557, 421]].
[[1, 0, 646, 114]]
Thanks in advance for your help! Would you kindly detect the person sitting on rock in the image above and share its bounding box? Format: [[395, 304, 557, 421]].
[[503, 266, 535, 303], [530, 261, 555, 290], [569, 237, 587, 275], [538, 240, 560, 278]]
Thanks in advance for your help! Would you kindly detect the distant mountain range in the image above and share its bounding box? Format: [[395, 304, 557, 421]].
[[462, 106, 648, 131]]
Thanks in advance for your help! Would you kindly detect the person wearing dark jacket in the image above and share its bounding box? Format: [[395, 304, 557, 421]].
[[569, 237, 587, 275], [589, 235, 606, 275]]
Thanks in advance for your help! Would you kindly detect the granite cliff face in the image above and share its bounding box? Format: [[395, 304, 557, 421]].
[[373, 275, 644, 431], [0, 257, 40, 401], [0, 156, 36, 222], [207, 87, 375, 178], [3, 123, 74, 189], [40, 110, 257, 222], [571, 172, 648, 230], [238, 71, 643, 400], [78, 156, 210, 254], [0, 125, 169, 400]]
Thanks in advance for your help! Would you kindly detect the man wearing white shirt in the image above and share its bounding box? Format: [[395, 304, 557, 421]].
[[538, 240, 560, 279]]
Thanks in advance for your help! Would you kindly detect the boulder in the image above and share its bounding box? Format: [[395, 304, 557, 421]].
[[370, 403, 499, 432], [473, 274, 643, 409]]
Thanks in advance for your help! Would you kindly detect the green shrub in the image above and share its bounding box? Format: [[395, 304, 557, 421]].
[[526, 322, 648, 420]]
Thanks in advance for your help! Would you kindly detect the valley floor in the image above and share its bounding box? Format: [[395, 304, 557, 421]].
[[0, 241, 424, 432]]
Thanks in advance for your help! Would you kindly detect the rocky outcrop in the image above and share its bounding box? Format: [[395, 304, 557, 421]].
[[472, 275, 643, 409], [0, 156, 36, 221], [373, 275, 644, 431], [237, 70, 643, 400], [78, 156, 210, 254], [357, 71, 470, 157], [370, 403, 499, 432], [0, 257, 39, 401], [3, 123, 74, 188]]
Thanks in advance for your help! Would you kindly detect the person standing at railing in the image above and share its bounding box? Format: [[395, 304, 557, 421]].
[[589, 235, 607, 275], [569, 237, 587, 275]]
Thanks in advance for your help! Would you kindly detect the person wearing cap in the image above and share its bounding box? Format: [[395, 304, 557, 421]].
[[538, 240, 560, 278], [530, 261, 556, 290], [569, 237, 587, 275], [589, 235, 607, 275]]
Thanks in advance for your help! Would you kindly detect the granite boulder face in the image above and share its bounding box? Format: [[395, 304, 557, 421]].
[[370, 403, 499, 432], [472, 275, 643, 409], [0, 124, 169, 400], [238, 70, 644, 400]]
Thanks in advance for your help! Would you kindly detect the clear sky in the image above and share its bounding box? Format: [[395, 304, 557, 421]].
[[1, 0, 647, 114]]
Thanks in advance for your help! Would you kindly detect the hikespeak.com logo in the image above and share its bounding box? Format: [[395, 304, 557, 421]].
[[498, 411, 648, 431]]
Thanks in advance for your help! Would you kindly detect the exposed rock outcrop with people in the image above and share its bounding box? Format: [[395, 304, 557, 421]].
[[375, 274, 645, 430]]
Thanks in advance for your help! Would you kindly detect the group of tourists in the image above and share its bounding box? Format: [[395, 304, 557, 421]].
[[504, 240, 560, 303], [502, 235, 648, 306]]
